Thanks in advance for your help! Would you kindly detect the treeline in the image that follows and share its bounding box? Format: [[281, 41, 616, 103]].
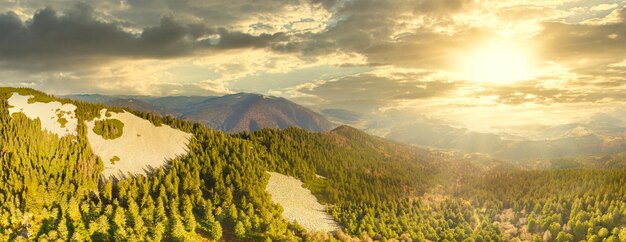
[[0, 88, 300, 241], [0, 89, 103, 241], [236, 127, 503, 241], [1, 87, 625, 241], [457, 169, 626, 241], [93, 119, 124, 139]]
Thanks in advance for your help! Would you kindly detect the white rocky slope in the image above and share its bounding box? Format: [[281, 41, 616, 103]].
[[7, 93, 78, 137], [266, 172, 339, 232], [85, 109, 192, 178], [8, 92, 193, 178]]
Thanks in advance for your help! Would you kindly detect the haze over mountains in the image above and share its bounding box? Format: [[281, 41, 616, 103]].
[[382, 114, 626, 160], [319, 107, 626, 160], [65, 92, 626, 161], [4, 87, 626, 241], [66, 93, 336, 133], [2, 0, 626, 240]]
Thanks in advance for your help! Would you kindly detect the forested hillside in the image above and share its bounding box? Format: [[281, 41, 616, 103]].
[[1, 87, 625, 241], [65, 93, 336, 133], [385, 118, 626, 161]]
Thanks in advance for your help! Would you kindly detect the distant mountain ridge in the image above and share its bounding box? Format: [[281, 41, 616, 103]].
[[105, 98, 176, 116], [384, 116, 626, 160], [65, 92, 336, 133], [66, 93, 626, 161]]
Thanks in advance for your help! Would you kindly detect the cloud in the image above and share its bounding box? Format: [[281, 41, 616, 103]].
[[476, 78, 626, 105], [0, 0, 625, 128], [0, 0, 334, 32], [4, 0, 619, 76], [413, 0, 473, 15], [294, 70, 459, 112], [536, 7, 626, 71], [0, 4, 290, 71], [591, 3, 619, 12]]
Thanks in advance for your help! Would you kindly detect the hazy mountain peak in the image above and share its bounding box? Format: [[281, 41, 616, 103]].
[[66, 92, 335, 133], [331, 125, 359, 133]]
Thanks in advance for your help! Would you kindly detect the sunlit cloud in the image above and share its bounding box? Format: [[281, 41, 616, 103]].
[[0, 0, 625, 134]]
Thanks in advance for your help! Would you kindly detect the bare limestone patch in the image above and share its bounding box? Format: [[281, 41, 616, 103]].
[[86, 109, 191, 178], [266, 172, 339, 232], [7, 92, 77, 137]]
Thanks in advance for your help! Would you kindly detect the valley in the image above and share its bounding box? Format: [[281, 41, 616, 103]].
[[0, 87, 625, 242], [1, 1, 625, 241]]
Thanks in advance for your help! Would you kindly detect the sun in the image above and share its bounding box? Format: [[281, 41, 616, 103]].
[[458, 40, 536, 84]]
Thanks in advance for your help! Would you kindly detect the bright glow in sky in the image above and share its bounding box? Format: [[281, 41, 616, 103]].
[[457, 39, 537, 84], [0, 0, 625, 134]]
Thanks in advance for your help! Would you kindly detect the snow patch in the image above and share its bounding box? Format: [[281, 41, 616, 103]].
[[266, 172, 339, 232], [7, 92, 77, 137], [86, 109, 191, 178]]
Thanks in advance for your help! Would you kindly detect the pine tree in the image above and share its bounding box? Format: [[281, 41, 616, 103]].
[[88, 215, 110, 241], [112, 206, 128, 240], [57, 217, 70, 241], [151, 199, 167, 241], [182, 195, 196, 232], [209, 220, 223, 241], [127, 198, 145, 237], [102, 180, 113, 202], [235, 221, 246, 238], [542, 229, 552, 242], [168, 201, 186, 241]]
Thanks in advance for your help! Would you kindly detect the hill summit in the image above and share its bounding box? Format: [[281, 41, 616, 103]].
[[2, 87, 625, 242], [66, 92, 336, 133]]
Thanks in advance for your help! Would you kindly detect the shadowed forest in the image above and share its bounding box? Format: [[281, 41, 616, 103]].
[[1, 88, 625, 241]]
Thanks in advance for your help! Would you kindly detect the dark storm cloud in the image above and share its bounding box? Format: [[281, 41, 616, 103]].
[[0, 4, 288, 71], [2, 0, 624, 104], [214, 28, 288, 49], [119, 0, 331, 27], [0, 0, 482, 72], [0, 6, 132, 60], [1, 0, 334, 29]]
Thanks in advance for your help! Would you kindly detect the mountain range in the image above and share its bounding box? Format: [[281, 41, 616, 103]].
[[66, 93, 626, 161], [66, 93, 336, 133], [381, 114, 626, 160], [2, 87, 625, 241]]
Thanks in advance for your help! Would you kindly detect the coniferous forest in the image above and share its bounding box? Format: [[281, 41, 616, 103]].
[[1, 87, 625, 241]]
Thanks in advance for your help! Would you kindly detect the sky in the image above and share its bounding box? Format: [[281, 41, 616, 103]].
[[1, 0, 626, 134]]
